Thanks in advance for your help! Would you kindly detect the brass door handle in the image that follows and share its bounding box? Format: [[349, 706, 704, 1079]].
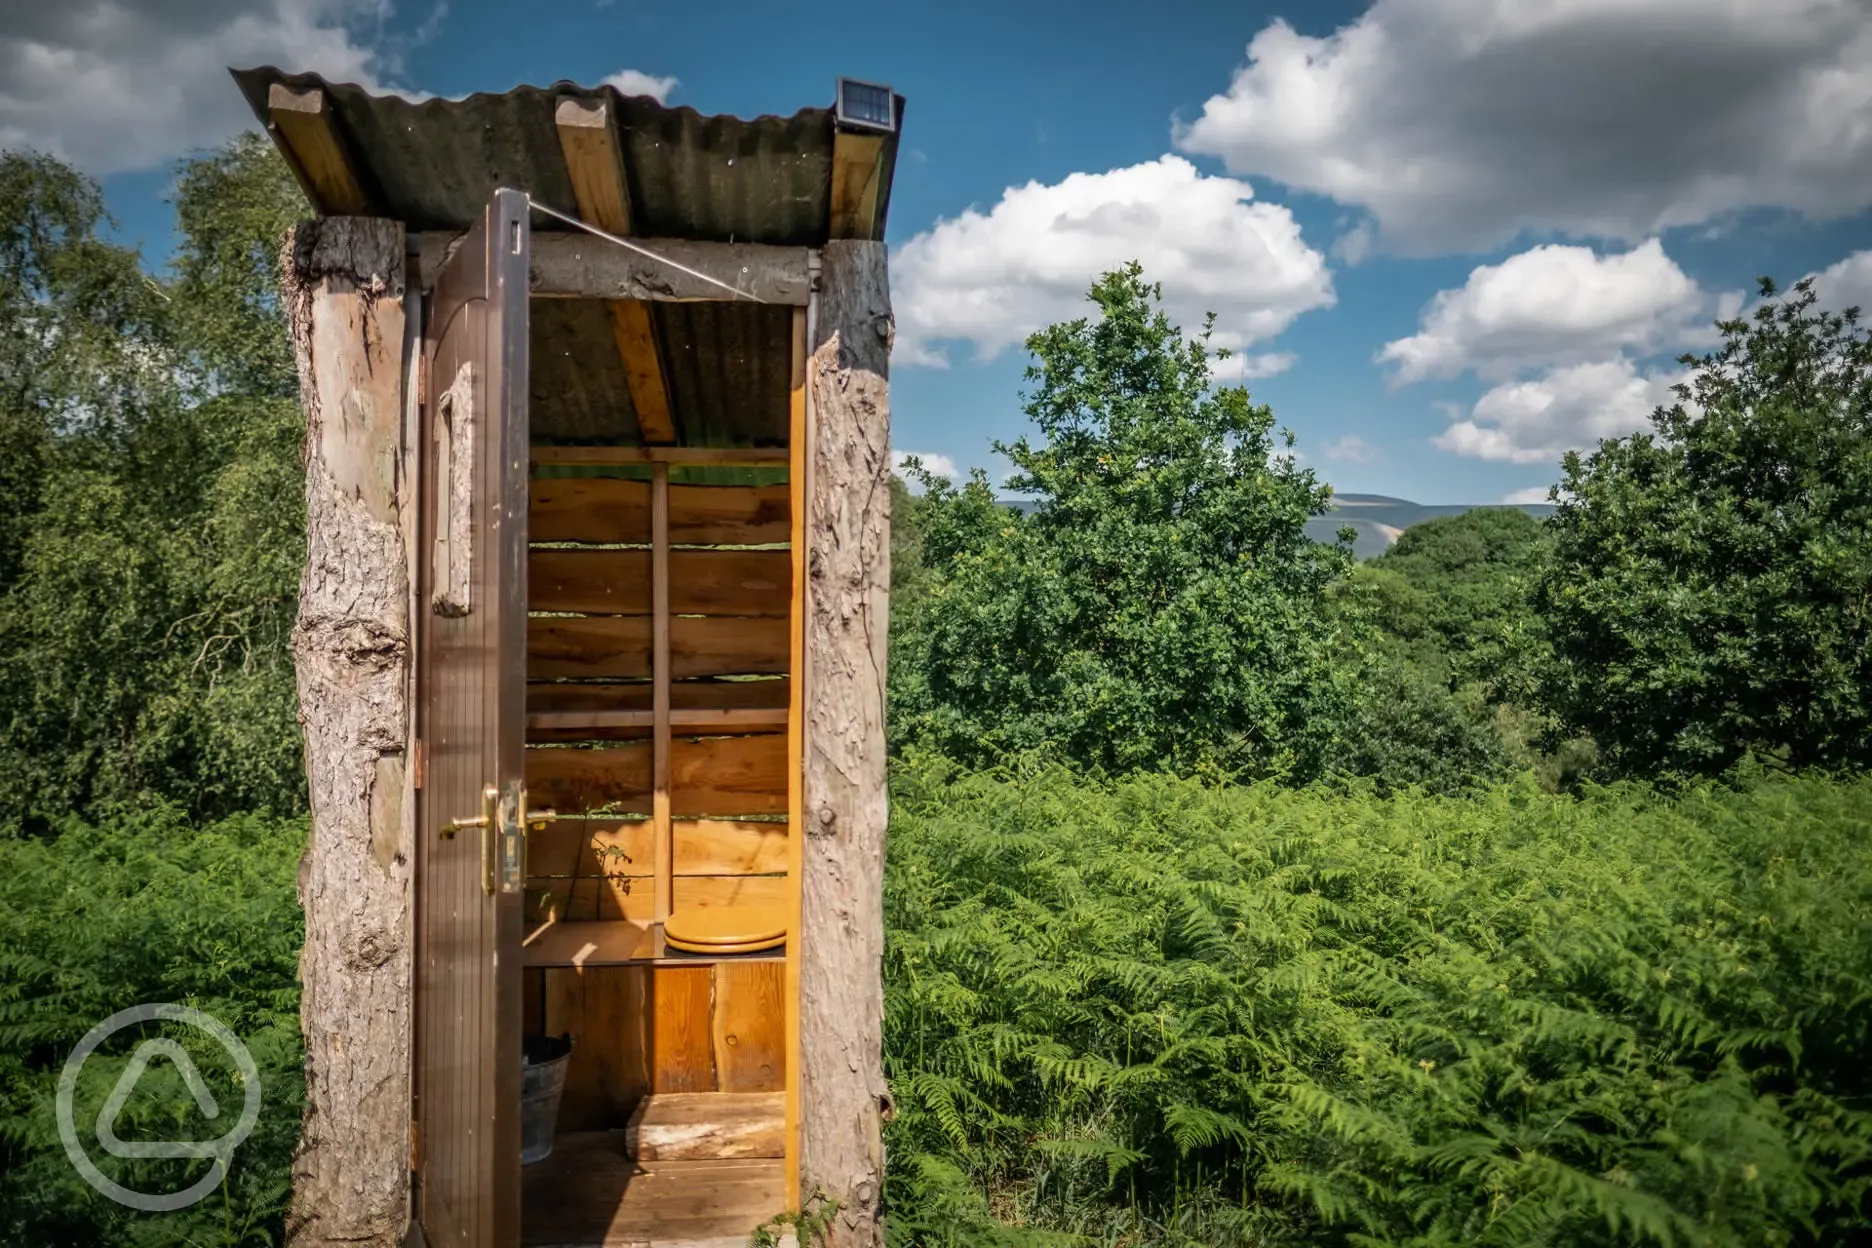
[[443, 786, 499, 839], [442, 790, 554, 894]]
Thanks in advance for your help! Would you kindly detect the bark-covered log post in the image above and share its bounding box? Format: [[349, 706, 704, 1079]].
[[279, 218, 413, 1248], [800, 238, 894, 1246]]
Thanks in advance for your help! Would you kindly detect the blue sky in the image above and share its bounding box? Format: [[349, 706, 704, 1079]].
[[9, 0, 1871, 504]]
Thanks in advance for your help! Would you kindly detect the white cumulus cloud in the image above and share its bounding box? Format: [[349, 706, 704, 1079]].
[[892, 451, 957, 485], [1436, 359, 1684, 464], [0, 0, 409, 175], [891, 155, 1333, 369], [1174, 0, 1872, 255], [1810, 249, 1872, 314], [602, 68, 678, 103], [1499, 486, 1555, 504], [1211, 350, 1297, 382], [1322, 434, 1375, 463], [1379, 239, 1729, 384]]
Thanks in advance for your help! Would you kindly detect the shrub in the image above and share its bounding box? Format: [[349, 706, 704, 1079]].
[[883, 757, 1872, 1246], [0, 807, 305, 1246]]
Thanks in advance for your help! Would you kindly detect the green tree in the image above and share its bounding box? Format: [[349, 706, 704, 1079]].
[[0, 138, 309, 828], [890, 264, 1355, 779], [1538, 277, 1872, 777], [1365, 506, 1551, 698]]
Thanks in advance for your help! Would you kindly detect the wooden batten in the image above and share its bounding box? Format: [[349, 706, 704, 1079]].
[[527, 680, 789, 717], [531, 444, 790, 468], [553, 98, 678, 445], [784, 303, 808, 1209], [652, 464, 673, 923], [266, 84, 371, 216]]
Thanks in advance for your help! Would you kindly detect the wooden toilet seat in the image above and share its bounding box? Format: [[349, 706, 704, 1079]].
[[664, 901, 788, 955]]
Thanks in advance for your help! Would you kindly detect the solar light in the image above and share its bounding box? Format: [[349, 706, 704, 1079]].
[[835, 78, 897, 134]]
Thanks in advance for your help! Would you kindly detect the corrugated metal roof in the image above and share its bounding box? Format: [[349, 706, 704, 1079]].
[[531, 300, 641, 445], [655, 302, 795, 448], [229, 68, 898, 244], [231, 68, 901, 449]]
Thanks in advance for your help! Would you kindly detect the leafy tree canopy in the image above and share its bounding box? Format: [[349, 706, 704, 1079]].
[[0, 138, 308, 830], [1539, 278, 1872, 777], [1357, 505, 1553, 708], [891, 264, 1355, 780]]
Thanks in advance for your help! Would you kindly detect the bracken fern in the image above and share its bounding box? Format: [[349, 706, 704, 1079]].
[[883, 755, 1872, 1247]]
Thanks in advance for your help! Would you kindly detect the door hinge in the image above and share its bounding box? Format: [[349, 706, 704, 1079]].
[[412, 739, 426, 790], [416, 354, 429, 409]]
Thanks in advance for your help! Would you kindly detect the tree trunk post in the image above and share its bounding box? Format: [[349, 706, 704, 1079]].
[[280, 218, 413, 1248], [800, 238, 894, 1246]]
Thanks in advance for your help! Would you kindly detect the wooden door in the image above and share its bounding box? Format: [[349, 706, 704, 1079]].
[[414, 187, 531, 1248]]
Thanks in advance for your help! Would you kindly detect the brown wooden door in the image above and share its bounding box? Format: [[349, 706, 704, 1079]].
[[414, 187, 530, 1248]]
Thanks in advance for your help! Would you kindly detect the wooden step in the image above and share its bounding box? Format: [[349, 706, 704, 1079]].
[[623, 1092, 783, 1161]]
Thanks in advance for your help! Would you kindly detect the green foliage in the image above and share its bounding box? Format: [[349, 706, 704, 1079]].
[[0, 141, 308, 828], [1324, 656, 1516, 796], [1325, 507, 1598, 793], [1365, 507, 1551, 701], [0, 806, 306, 1246], [891, 265, 1356, 781], [1539, 278, 1872, 778], [883, 756, 1872, 1246]]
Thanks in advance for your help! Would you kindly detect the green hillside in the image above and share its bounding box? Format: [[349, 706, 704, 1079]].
[[1305, 493, 1556, 558]]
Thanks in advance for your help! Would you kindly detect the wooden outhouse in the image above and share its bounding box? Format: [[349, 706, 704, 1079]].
[[233, 69, 899, 1248]]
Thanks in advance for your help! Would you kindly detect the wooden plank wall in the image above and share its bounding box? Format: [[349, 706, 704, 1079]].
[[523, 959, 784, 1127], [522, 461, 792, 1109]]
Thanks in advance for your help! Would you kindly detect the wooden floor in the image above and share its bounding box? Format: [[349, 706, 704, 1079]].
[[522, 1130, 789, 1248]]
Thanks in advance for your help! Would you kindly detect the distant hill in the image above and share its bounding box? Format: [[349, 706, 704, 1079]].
[[1308, 493, 1556, 558], [1001, 492, 1555, 559]]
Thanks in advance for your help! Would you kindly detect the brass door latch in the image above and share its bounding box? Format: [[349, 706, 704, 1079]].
[[443, 785, 556, 895]]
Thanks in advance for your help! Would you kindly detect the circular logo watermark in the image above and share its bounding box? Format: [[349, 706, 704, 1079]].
[[57, 1003, 263, 1212]]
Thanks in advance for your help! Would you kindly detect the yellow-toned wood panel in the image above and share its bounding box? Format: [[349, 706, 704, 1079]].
[[524, 742, 650, 815], [652, 966, 716, 1094], [672, 733, 787, 817], [530, 548, 790, 616], [522, 737, 793, 818], [526, 819, 787, 883], [529, 614, 788, 681], [531, 479, 791, 546], [713, 962, 785, 1094]]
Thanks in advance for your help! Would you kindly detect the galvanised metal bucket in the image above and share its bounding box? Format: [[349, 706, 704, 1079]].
[[520, 1033, 573, 1165]]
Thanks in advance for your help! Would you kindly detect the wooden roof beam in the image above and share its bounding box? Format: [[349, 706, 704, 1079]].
[[415, 233, 814, 305], [266, 84, 371, 216], [555, 97, 678, 445], [828, 128, 887, 241]]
